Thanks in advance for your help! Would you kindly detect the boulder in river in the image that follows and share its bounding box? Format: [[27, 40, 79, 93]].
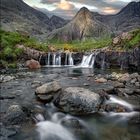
[[54, 87, 103, 115], [95, 77, 107, 83], [25, 59, 41, 69], [35, 81, 62, 102]]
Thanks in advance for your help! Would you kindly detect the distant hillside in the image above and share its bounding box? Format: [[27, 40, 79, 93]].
[[0, 0, 66, 40], [47, 7, 111, 42], [93, 1, 140, 34]]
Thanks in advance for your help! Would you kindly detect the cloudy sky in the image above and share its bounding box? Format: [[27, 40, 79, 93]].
[[23, 0, 139, 19]]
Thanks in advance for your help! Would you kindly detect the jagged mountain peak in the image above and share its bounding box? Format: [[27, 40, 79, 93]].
[[74, 7, 93, 20], [78, 7, 90, 14]]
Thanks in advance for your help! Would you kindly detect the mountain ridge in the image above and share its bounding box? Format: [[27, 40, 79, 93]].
[[0, 0, 67, 40]]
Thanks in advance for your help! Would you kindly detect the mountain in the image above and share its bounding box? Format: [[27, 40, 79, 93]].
[[49, 15, 68, 29], [93, 1, 140, 34], [47, 7, 110, 42], [0, 0, 66, 40]]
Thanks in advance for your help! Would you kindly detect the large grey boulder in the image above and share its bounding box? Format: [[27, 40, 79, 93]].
[[54, 87, 103, 115]]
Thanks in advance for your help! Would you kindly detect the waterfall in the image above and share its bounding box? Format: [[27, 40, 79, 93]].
[[53, 53, 56, 65], [46, 52, 74, 66], [107, 95, 134, 111], [55, 53, 61, 66], [79, 52, 98, 68], [65, 53, 74, 66], [68, 53, 74, 66], [47, 52, 50, 65]]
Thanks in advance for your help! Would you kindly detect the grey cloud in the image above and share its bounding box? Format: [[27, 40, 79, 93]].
[[40, 0, 60, 4], [38, 0, 138, 18]]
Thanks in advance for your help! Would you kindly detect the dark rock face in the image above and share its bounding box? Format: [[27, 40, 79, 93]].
[[54, 87, 103, 115], [95, 47, 140, 71], [49, 15, 68, 29]]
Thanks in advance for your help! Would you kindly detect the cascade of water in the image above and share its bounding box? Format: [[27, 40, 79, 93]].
[[79, 52, 98, 68], [47, 52, 50, 65], [37, 121, 75, 140], [108, 96, 134, 111], [53, 53, 56, 65], [55, 53, 61, 66], [51, 53, 62, 66], [68, 53, 74, 66]]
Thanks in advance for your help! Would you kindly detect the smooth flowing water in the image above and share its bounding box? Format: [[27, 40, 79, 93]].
[[78, 52, 98, 68]]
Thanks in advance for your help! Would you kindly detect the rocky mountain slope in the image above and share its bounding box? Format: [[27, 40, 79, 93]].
[[0, 0, 66, 40], [93, 1, 140, 34], [47, 2, 140, 42], [47, 7, 110, 42]]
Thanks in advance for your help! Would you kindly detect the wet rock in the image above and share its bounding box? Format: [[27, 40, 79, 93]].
[[105, 103, 127, 112], [54, 87, 102, 115], [61, 117, 84, 129], [130, 78, 137, 84], [3, 105, 26, 125], [25, 59, 41, 69], [118, 73, 130, 83], [116, 88, 134, 96], [37, 95, 53, 102], [35, 81, 61, 95], [113, 81, 125, 88], [61, 117, 91, 140], [35, 81, 62, 103], [135, 82, 140, 87], [103, 85, 115, 94], [95, 77, 107, 83], [0, 75, 15, 83], [130, 73, 139, 79]]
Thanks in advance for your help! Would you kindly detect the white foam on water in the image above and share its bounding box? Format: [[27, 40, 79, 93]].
[[35, 114, 45, 122], [108, 96, 134, 110], [37, 121, 75, 140]]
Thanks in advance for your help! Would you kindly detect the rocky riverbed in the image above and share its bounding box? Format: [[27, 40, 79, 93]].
[[0, 67, 140, 140]]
